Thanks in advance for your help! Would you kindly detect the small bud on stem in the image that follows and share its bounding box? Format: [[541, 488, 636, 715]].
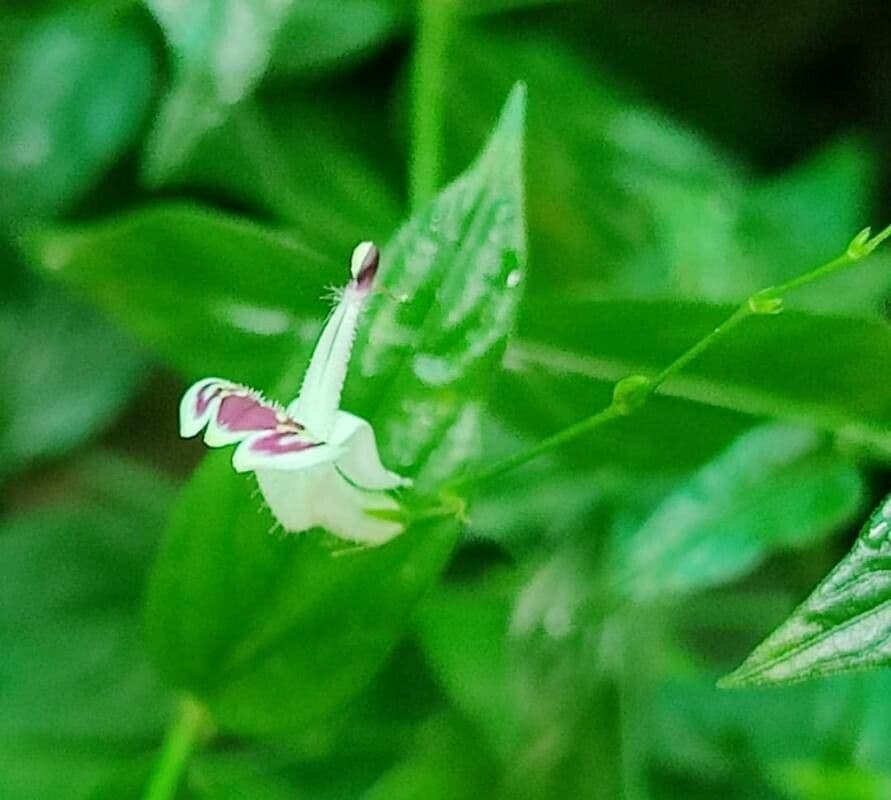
[[612, 374, 653, 415], [747, 288, 784, 315]]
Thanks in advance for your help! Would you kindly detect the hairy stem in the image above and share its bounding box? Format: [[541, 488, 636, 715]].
[[452, 225, 891, 492]]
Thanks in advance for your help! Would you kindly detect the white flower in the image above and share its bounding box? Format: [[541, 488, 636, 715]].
[[179, 242, 410, 545]]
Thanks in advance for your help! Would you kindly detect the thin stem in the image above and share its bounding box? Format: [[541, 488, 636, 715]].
[[451, 406, 621, 491], [770, 222, 890, 296], [452, 225, 891, 492], [142, 697, 209, 800], [768, 252, 852, 296], [409, 0, 453, 209], [650, 304, 751, 390]]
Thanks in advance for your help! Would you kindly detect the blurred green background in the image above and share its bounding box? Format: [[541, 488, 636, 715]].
[[2, 1, 891, 798]]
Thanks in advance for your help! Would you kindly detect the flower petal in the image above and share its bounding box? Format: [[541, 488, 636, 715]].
[[331, 411, 410, 491], [318, 467, 403, 544], [233, 434, 341, 473], [256, 464, 402, 544], [179, 377, 228, 438], [287, 242, 380, 438], [180, 377, 316, 450], [255, 467, 323, 534]]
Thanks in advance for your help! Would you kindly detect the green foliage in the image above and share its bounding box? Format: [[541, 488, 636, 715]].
[[0, 289, 145, 481], [183, 754, 299, 800], [26, 204, 332, 388], [348, 83, 526, 485], [142, 0, 295, 184], [723, 492, 891, 687], [173, 96, 402, 253], [0, 8, 154, 222], [442, 29, 891, 315], [512, 298, 891, 457], [651, 668, 891, 795], [362, 714, 499, 800], [268, 0, 408, 79], [0, 455, 173, 800], [4, 2, 891, 798], [771, 762, 891, 800], [144, 88, 526, 735], [612, 424, 865, 601], [145, 451, 458, 735]]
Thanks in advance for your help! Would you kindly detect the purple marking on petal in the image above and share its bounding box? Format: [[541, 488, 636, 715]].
[[217, 393, 280, 432], [195, 381, 226, 415], [355, 244, 380, 291], [249, 431, 320, 455]]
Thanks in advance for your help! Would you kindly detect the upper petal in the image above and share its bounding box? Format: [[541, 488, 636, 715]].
[[287, 243, 380, 438], [180, 377, 228, 438], [181, 378, 298, 444], [180, 378, 336, 476], [331, 411, 410, 491]]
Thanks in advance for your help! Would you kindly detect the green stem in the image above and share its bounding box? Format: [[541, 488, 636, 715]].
[[410, 0, 454, 209], [650, 304, 751, 390], [452, 406, 621, 490], [452, 225, 891, 492], [142, 698, 209, 800]]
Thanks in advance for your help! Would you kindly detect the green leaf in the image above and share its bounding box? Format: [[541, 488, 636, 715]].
[[144, 86, 527, 734], [24, 203, 332, 388], [612, 424, 864, 602], [442, 28, 741, 294], [417, 569, 624, 797], [0, 454, 174, 741], [416, 577, 521, 757], [455, 0, 571, 14], [721, 492, 891, 687], [143, 0, 295, 183], [769, 761, 891, 800], [494, 355, 752, 475], [512, 298, 891, 459], [172, 95, 402, 255], [83, 750, 309, 800], [442, 29, 888, 316], [185, 754, 299, 800], [0, 457, 169, 797], [654, 669, 891, 792], [0, 745, 146, 800], [266, 0, 570, 83], [0, 9, 153, 222], [268, 0, 408, 79], [0, 289, 145, 481], [467, 414, 618, 550], [741, 138, 876, 276], [362, 714, 499, 800], [348, 83, 527, 484], [146, 454, 459, 734]]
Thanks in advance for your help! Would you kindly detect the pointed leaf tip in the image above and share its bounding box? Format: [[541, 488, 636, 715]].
[[494, 82, 526, 148], [475, 83, 526, 174], [719, 491, 891, 689], [499, 82, 527, 130]]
